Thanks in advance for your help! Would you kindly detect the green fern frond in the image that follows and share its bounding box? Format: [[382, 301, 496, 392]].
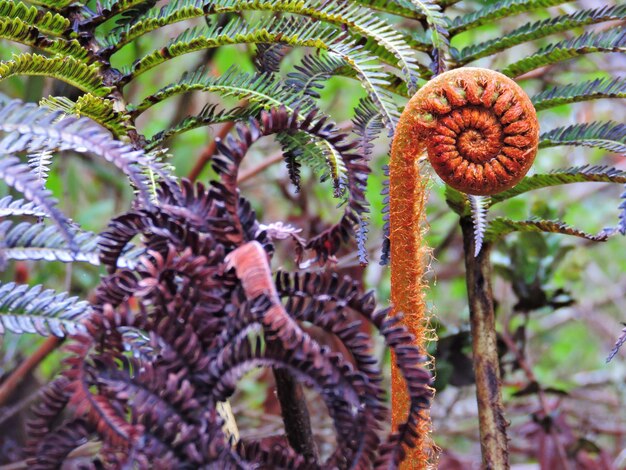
[[456, 4, 626, 64], [126, 18, 399, 131], [40, 95, 133, 137], [145, 103, 254, 150], [0, 281, 90, 337], [0, 54, 110, 97], [0, 195, 47, 217], [20, 0, 74, 12], [82, 0, 157, 27], [407, 0, 449, 73], [350, 0, 422, 18], [190, 0, 425, 88], [0, 0, 70, 36], [0, 17, 89, 60], [501, 29, 626, 78], [449, 0, 568, 35], [491, 165, 626, 206], [123, 16, 302, 79], [539, 121, 625, 154], [485, 217, 609, 243], [532, 76, 626, 111], [132, 66, 313, 116]]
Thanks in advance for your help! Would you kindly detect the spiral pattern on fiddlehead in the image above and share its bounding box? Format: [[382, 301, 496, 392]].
[[411, 68, 539, 195]]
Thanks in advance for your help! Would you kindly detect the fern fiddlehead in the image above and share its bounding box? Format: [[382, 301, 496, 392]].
[[389, 67, 539, 467]]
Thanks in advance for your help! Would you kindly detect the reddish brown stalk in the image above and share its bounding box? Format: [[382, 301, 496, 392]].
[[237, 152, 283, 183], [0, 336, 61, 406], [188, 120, 237, 182]]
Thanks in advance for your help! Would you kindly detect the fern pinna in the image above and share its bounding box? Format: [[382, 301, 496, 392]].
[[0, 0, 625, 468]]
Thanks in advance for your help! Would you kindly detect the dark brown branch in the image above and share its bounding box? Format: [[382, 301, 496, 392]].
[[188, 120, 237, 182], [461, 216, 509, 470]]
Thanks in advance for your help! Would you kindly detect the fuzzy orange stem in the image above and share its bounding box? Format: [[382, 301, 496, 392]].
[[389, 68, 539, 467], [389, 117, 434, 468]]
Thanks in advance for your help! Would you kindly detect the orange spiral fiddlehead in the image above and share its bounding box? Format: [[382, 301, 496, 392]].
[[389, 68, 538, 468], [411, 68, 539, 195]]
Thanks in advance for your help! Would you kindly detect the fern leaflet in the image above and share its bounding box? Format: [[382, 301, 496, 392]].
[[0, 54, 110, 97], [40, 95, 134, 137], [0, 195, 46, 217], [539, 121, 625, 154], [501, 29, 626, 78], [408, 0, 449, 74], [449, 0, 568, 34], [485, 217, 609, 243], [532, 77, 626, 111], [456, 4, 626, 64], [0, 281, 90, 337], [0, 0, 70, 36], [0, 220, 142, 267], [491, 165, 626, 206]]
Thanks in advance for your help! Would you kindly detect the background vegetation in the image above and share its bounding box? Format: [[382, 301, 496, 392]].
[[0, 0, 624, 467]]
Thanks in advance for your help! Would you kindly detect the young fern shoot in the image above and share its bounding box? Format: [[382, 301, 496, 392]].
[[389, 68, 539, 467]]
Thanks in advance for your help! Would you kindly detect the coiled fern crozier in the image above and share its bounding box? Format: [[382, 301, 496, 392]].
[[0, 0, 624, 468]]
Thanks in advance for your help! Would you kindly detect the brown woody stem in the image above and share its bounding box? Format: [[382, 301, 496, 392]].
[[461, 216, 509, 470], [273, 367, 318, 460]]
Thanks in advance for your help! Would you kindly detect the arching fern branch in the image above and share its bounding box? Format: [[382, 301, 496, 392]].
[[349, 0, 423, 18], [0, 18, 89, 60], [490, 165, 626, 206], [485, 217, 609, 244], [120, 16, 399, 131], [448, 0, 569, 35], [539, 121, 626, 154], [455, 4, 626, 65], [197, 0, 425, 89], [131, 66, 314, 117], [0, 53, 110, 97], [145, 103, 253, 150], [0, 281, 90, 337], [531, 76, 626, 111], [501, 29, 626, 78]]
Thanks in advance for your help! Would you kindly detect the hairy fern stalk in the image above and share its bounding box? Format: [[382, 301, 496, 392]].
[[0, 0, 624, 468]]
